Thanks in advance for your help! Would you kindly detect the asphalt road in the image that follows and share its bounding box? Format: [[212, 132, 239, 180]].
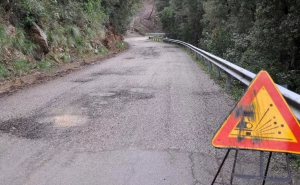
[[0, 37, 299, 185]]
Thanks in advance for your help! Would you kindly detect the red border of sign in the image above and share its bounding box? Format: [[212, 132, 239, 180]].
[[212, 71, 300, 154]]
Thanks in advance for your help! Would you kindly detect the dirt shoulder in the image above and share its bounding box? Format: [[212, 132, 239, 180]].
[[0, 44, 129, 97]]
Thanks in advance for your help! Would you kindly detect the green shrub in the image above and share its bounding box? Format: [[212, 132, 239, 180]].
[[84, 26, 94, 38], [37, 59, 53, 70], [11, 28, 36, 55], [60, 54, 70, 62], [0, 64, 8, 78], [117, 42, 126, 50], [0, 23, 8, 54], [99, 47, 108, 55], [68, 26, 81, 38], [22, 0, 45, 25], [13, 59, 31, 75]]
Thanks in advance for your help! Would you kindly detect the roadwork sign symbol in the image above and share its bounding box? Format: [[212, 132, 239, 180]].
[[212, 71, 300, 154]]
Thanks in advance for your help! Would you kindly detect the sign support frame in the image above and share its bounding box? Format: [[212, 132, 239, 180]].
[[211, 150, 293, 185]]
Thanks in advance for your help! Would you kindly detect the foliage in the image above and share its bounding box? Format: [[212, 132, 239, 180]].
[[102, 0, 142, 34], [60, 54, 70, 62], [0, 23, 8, 50], [13, 59, 32, 76], [155, 0, 300, 93], [11, 27, 37, 56], [0, 64, 8, 78], [37, 59, 55, 70], [116, 42, 126, 50]]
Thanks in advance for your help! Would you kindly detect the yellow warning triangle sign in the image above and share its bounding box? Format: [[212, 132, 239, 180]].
[[212, 71, 300, 154]]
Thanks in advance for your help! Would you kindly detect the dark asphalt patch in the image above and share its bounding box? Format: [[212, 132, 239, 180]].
[[72, 78, 94, 83], [91, 68, 143, 77], [0, 117, 50, 139], [141, 47, 160, 57], [125, 57, 135, 60], [72, 89, 155, 118], [0, 115, 85, 139], [105, 90, 155, 101]]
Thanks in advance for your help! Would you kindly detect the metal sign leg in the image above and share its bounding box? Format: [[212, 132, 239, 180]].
[[230, 150, 238, 185], [286, 154, 293, 185], [211, 149, 230, 185], [262, 152, 272, 185]]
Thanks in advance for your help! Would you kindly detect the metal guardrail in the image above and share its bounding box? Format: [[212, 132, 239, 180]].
[[149, 36, 300, 121], [146, 33, 166, 38]]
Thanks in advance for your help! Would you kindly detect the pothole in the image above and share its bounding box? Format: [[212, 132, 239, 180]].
[[40, 115, 88, 127], [54, 115, 87, 127]]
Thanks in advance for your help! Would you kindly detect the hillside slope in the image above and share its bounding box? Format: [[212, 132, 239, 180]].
[[130, 0, 162, 35], [0, 0, 140, 90]]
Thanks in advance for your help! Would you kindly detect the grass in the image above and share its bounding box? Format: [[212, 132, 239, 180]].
[[0, 64, 8, 78], [11, 28, 36, 56], [0, 23, 8, 53], [60, 53, 70, 63], [98, 47, 108, 55], [117, 42, 126, 50], [37, 59, 56, 70], [13, 59, 32, 76]]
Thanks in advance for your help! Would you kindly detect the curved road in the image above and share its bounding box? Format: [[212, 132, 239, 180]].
[[0, 37, 298, 185]]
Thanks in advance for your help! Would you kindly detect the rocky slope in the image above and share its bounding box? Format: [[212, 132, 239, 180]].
[[130, 0, 162, 35]]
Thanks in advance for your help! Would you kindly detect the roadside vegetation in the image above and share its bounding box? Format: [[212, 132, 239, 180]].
[[154, 0, 300, 94], [0, 0, 141, 80]]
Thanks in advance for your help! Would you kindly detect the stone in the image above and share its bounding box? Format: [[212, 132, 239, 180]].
[[7, 24, 16, 37], [30, 23, 49, 54]]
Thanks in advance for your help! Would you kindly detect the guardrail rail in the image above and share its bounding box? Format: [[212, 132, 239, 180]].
[[146, 33, 166, 38], [149, 36, 300, 121]]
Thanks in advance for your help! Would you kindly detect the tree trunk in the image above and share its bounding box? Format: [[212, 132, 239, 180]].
[[148, 5, 154, 20]]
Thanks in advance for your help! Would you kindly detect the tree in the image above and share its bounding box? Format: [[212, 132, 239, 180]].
[[155, 0, 300, 93]]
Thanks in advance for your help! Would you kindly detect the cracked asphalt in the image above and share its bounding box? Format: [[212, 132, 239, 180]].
[[0, 37, 299, 185]]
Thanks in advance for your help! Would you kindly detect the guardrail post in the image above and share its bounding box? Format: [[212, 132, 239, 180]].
[[226, 73, 232, 89], [209, 62, 212, 73], [216, 67, 221, 78]]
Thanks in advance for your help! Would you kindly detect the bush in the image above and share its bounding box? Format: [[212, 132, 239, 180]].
[[0, 64, 8, 78], [13, 59, 31, 76], [0, 23, 8, 54], [11, 28, 36, 56], [37, 59, 54, 70], [117, 42, 126, 50], [60, 54, 70, 62]]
